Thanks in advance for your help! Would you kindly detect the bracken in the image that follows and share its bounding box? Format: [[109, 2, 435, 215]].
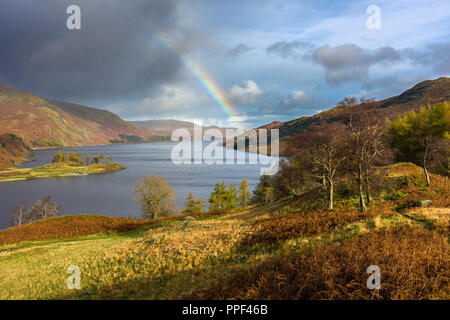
[[189, 225, 450, 300]]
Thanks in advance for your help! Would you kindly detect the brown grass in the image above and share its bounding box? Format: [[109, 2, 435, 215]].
[[0, 215, 152, 245], [242, 164, 450, 247], [0, 210, 226, 246], [189, 225, 450, 300], [387, 163, 450, 208], [241, 204, 394, 246]]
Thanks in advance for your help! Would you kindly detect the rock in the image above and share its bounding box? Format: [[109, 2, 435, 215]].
[[184, 216, 196, 221], [411, 200, 432, 208]]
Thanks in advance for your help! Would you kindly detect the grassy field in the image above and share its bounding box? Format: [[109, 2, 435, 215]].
[[0, 162, 126, 182], [0, 163, 448, 300]]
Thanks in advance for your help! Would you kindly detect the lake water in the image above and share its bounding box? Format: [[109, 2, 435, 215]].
[[0, 143, 276, 230]]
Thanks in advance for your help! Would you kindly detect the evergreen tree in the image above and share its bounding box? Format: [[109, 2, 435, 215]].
[[94, 153, 106, 164], [225, 182, 238, 209], [52, 151, 64, 163], [252, 175, 274, 204], [238, 178, 250, 207], [85, 153, 93, 166], [182, 192, 206, 214], [209, 181, 227, 211], [69, 152, 83, 164]]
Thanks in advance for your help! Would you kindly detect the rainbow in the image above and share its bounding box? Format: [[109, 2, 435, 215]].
[[154, 32, 244, 130]]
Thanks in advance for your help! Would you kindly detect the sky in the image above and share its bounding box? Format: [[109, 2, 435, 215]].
[[0, 0, 449, 129]]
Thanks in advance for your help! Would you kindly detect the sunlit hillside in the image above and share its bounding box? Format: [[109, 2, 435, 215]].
[[0, 163, 448, 300]]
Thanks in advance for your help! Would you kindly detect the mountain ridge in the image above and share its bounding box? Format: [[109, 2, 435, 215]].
[[1, 77, 449, 166], [257, 77, 450, 155]]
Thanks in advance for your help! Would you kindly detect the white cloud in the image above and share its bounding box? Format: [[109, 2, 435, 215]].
[[281, 90, 311, 108], [229, 80, 264, 106], [136, 85, 209, 113]]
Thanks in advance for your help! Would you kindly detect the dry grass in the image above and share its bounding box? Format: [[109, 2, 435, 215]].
[[60, 210, 256, 299], [241, 205, 394, 246], [386, 163, 450, 208], [0, 162, 448, 300], [0, 210, 228, 246], [409, 208, 450, 225], [0, 215, 153, 245], [189, 225, 450, 300]]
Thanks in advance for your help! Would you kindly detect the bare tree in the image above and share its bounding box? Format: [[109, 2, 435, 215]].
[[309, 132, 346, 210], [346, 112, 385, 210], [337, 97, 358, 107], [134, 176, 177, 219], [10, 200, 27, 227], [362, 125, 385, 204], [26, 196, 60, 222]]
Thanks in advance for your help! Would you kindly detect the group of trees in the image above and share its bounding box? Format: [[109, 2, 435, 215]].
[[10, 196, 60, 226], [14, 103, 446, 225], [52, 151, 112, 165], [208, 179, 250, 211], [131, 103, 448, 219], [253, 102, 449, 212], [387, 102, 450, 185], [133, 177, 251, 219]]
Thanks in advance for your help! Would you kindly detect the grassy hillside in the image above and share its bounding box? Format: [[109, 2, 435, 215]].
[[0, 133, 32, 168], [0, 83, 151, 151], [48, 99, 139, 132], [259, 77, 450, 155], [0, 163, 448, 300]]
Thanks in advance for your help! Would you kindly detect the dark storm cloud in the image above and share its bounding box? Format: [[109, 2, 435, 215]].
[[266, 40, 313, 58], [256, 90, 315, 116], [0, 0, 200, 103], [311, 44, 402, 85], [402, 42, 450, 74], [226, 44, 254, 57]]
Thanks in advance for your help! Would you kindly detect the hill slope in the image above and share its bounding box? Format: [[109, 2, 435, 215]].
[[48, 99, 139, 133], [132, 119, 234, 140], [0, 134, 32, 168], [259, 77, 450, 154], [0, 83, 150, 149], [0, 163, 448, 300]]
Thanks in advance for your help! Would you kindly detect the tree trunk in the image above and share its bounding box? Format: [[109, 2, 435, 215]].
[[423, 142, 430, 186], [358, 162, 367, 212], [322, 175, 326, 186], [365, 174, 372, 204], [423, 166, 430, 186], [328, 178, 334, 210]]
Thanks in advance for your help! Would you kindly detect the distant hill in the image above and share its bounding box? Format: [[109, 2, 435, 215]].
[[48, 99, 138, 132], [132, 119, 234, 140], [257, 77, 450, 155], [0, 83, 151, 150]]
